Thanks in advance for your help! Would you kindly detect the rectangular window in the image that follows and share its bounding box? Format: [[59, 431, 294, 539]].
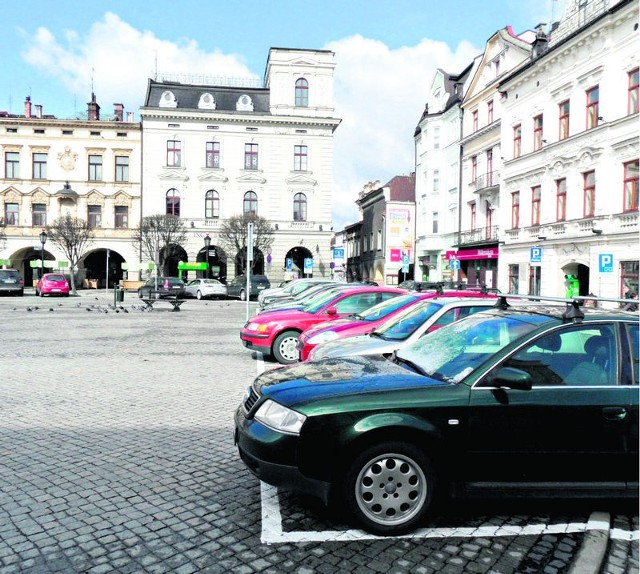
[[4, 203, 18, 225], [433, 169, 440, 192], [472, 110, 478, 131], [244, 143, 258, 170], [623, 160, 639, 212], [620, 260, 639, 300], [556, 178, 566, 221], [32, 153, 47, 180], [629, 69, 639, 115], [533, 115, 543, 151], [115, 156, 129, 182], [470, 202, 476, 230], [88, 205, 102, 228], [471, 156, 477, 182], [167, 140, 181, 167], [487, 100, 494, 124], [511, 191, 520, 229], [432, 212, 439, 234], [509, 264, 519, 294], [559, 100, 570, 140], [114, 205, 128, 229], [513, 125, 522, 158], [531, 186, 541, 226], [5, 151, 19, 179], [32, 204, 46, 226], [586, 86, 599, 129], [433, 127, 440, 149], [294, 145, 308, 171], [206, 142, 220, 168], [88, 155, 102, 181], [583, 171, 596, 217]]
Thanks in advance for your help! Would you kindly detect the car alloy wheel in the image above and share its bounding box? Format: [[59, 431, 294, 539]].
[[196, 290, 203, 300], [240, 289, 246, 301], [344, 441, 433, 535], [272, 330, 300, 364]]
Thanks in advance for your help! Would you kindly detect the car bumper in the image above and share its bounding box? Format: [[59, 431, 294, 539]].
[[234, 407, 331, 504], [240, 331, 272, 355]]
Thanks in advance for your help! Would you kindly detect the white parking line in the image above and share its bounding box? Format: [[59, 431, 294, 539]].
[[252, 354, 640, 545]]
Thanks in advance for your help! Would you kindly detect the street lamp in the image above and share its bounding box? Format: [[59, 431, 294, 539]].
[[204, 234, 211, 279], [39, 230, 47, 279]]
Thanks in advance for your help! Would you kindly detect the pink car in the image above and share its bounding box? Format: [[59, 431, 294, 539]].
[[297, 289, 497, 361], [36, 273, 70, 297]]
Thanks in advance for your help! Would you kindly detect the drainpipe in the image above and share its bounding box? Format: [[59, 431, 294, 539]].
[[457, 106, 464, 283]]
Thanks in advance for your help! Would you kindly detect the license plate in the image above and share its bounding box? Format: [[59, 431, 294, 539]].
[[258, 285, 265, 290], [52, 288, 61, 292]]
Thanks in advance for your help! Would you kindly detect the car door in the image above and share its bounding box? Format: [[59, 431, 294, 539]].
[[465, 322, 631, 490]]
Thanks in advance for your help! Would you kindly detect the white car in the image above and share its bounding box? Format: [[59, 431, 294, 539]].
[[184, 278, 227, 300]]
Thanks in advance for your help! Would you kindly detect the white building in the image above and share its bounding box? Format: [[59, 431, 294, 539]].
[[139, 47, 341, 284], [0, 96, 141, 287], [498, 0, 639, 299]]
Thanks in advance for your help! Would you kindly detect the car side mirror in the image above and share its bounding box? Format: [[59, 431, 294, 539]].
[[493, 367, 532, 391], [326, 306, 338, 315]]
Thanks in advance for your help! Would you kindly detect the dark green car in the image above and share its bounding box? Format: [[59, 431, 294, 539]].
[[234, 299, 639, 535]]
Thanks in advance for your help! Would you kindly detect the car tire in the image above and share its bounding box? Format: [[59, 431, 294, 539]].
[[240, 289, 246, 301], [196, 290, 203, 300], [39, 290, 44, 297], [342, 441, 434, 535], [272, 330, 300, 364]]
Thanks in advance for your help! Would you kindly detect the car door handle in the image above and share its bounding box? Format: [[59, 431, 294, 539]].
[[603, 407, 627, 421]]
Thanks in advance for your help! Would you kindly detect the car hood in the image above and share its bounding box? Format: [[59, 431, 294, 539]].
[[254, 355, 446, 408], [313, 333, 401, 359], [252, 309, 315, 322]]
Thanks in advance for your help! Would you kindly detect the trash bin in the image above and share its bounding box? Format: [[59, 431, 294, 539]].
[[114, 286, 125, 305]]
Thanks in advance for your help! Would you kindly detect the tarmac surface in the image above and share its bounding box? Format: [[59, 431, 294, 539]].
[[0, 288, 637, 574]]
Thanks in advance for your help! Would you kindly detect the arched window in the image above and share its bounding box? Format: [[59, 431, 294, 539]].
[[293, 192, 307, 221], [243, 191, 258, 216], [295, 78, 308, 107], [205, 190, 220, 219], [166, 188, 180, 216]]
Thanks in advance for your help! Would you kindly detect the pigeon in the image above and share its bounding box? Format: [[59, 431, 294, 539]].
[[26, 307, 32, 312], [49, 308, 54, 312], [86, 307, 92, 312]]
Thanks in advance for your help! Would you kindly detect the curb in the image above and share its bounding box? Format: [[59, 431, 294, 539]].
[[568, 511, 610, 574]]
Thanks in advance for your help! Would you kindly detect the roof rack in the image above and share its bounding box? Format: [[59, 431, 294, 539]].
[[494, 293, 639, 323]]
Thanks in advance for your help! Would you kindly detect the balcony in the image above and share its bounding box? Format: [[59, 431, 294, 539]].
[[457, 225, 499, 246], [470, 171, 500, 193]]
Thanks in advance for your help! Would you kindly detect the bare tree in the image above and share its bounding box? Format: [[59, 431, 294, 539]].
[[0, 218, 6, 244], [45, 215, 94, 295], [218, 214, 274, 274], [131, 215, 187, 276]]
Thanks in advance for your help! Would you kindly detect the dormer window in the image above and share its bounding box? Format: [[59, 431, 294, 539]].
[[159, 90, 177, 108], [295, 78, 309, 107], [198, 93, 216, 110], [236, 95, 254, 111]]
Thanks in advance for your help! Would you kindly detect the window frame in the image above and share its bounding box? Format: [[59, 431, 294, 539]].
[[559, 100, 570, 140], [586, 86, 599, 130], [531, 185, 541, 226], [166, 140, 181, 167], [556, 178, 567, 221], [583, 171, 596, 218], [88, 154, 103, 181], [87, 205, 102, 228], [244, 143, 258, 170], [114, 205, 128, 229], [293, 192, 307, 222], [511, 191, 520, 229], [166, 188, 180, 216], [628, 69, 639, 115], [472, 110, 478, 132], [533, 114, 544, 151], [5, 151, 19, 179], [623, 160, 639, 212], [115, 155, 129, 182], [32, 152, 47, 180], [294, 145, 308, 171], [295, 78, 309, 107], [4, 203, 18, 225], [487, 100, 494, 124], [508, 264, 519, 294], [243, 191, 258, 216], [206, 141, 220, 169], [32, 203, 46, 227], [513, 124, 522, 158], [205, 190, 220, 219]]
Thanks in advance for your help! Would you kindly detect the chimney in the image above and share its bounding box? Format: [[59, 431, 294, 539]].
[[34, 105, 43, 118], [24, 96, 32, 118], [113, 103, 124, 122], [87, 92, 100, 121], [126, 111, 134, 122]]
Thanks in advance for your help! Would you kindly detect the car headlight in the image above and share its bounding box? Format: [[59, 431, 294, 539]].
[[254, 399, 306, 435], [246, 322, 269, 333], [307, 330, 340, 345]]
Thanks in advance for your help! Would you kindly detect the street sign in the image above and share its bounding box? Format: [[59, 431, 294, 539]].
[[304, 258, 313, 272], [599, 253, 613, 273], [450, 259, 460, 270], [333, 247, 345, 259], [402, 254, 410, 265], [286, 258, 293, 270], [530, 247, 542, 263], [401, 265, 409, 273]]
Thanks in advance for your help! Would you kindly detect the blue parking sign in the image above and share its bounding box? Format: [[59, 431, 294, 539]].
[[599, 253, 613, 273], [286, 258, 293, 270], [530, 247, 542, 263]]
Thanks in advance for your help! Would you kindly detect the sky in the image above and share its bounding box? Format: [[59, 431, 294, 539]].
[[1, 0, 558, 230]]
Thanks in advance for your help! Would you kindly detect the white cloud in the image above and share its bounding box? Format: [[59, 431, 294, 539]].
[[326, 35, 479, 229]]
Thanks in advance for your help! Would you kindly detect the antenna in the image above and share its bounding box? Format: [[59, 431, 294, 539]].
[[154, 51, 158, 81], [91, 68, 95, 93]]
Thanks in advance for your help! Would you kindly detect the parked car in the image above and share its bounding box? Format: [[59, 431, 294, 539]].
[[35, 273, 70, 297], [227, 275, 271, 301], [299, 290, 497, 361], [0, 269, 24, 296], [259, 282, 355, 313], [259, 278, 337, 308], [184, 278, 227, 300], [241, 286, 407, 364], [137, 277, 185, 299], [235, 294, 639, 535], [308, 297, 499, 361]]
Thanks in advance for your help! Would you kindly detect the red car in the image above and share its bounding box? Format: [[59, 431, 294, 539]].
[[240, 286, 406, 364], [297, 289, 498, 361], [36, 273, 70, 297]]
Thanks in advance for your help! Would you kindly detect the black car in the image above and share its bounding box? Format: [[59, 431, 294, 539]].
[[0, 269, 24, 296], [137, 276, 185, 299], [227, 274, 271, 301], [235, 294, 639, 535]]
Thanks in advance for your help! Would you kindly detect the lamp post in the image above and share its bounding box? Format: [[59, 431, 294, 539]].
[[39, 230, 47, 280], [204, 234, 211, 279]]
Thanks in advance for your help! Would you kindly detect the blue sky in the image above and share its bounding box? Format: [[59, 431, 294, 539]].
[[1, 0, 557, 228]]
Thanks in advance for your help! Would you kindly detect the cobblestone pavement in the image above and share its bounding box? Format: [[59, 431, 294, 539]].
[[0, 290, 637, 574]]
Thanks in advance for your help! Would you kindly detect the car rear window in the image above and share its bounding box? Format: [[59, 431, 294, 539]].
[[252, 276, 270, 285], [47, 274, 66, 281]]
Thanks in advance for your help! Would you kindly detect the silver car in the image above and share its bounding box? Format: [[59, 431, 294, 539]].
[[184, 278, 227, 300], [309, 297, 497, 360]]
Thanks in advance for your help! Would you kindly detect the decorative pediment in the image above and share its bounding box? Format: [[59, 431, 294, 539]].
[[86, 190, 105, 205], [1, 188, 22, 202], [29, 188, 49, 203], [158, 168, 189, 181], [577, 146, 603, 168], [113, 192, 132, 206], [198, 169, 228, 183], [236, 172, 266, 184], [548, 156, 575, 176], [285, 173, 317, 186]]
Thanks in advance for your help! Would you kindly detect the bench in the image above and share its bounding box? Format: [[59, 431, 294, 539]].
[[140, 293, 187, 312]]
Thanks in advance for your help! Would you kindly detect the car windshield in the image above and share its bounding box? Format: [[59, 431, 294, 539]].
[[394, 313, 548, 384], [303, 288, 346, 313], [295, 284, 336, 304], [373, 300, 444, 340], [290, 281, 318, 296], [357, 294, 420, 322]]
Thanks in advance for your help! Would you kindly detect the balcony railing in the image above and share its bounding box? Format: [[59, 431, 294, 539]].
[[457, 225, 499, 245], [470, 171, 500, 193]]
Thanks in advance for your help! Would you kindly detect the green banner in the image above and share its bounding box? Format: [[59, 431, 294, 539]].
[[178, 261, 208, 271]]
